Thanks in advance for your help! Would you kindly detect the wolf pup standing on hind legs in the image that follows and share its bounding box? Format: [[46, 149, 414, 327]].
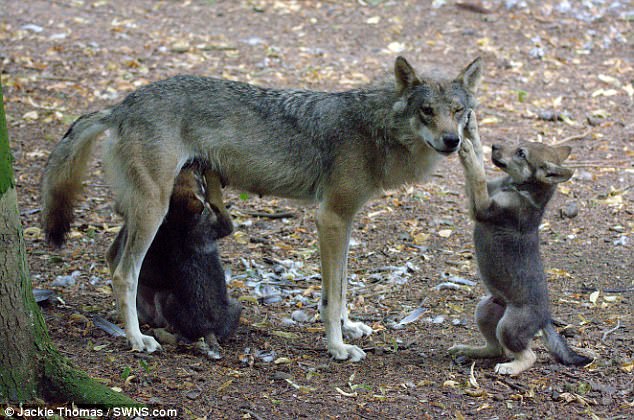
[[41, 56, 482, 361], [449, 111, 591, 374]]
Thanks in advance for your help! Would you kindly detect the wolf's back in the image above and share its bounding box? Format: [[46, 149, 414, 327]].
[[41, 109, 112, 247]]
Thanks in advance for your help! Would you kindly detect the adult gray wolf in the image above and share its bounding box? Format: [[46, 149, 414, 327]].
[[449, 112, 591, 374], [106, 164, 241, 359], [41, 56, 482, 361]]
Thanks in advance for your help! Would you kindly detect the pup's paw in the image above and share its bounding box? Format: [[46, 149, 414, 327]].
[[459, 139, 475, 162], [329, 343, 366, 362], [494, 362, 525, 375], [449, 343, 503, 359], [151, 328, 178, 345], [342, 320, 373, 340], [129, 333, 162, 353], [194, 337, 222, 360], [448, 343, 470, 355]]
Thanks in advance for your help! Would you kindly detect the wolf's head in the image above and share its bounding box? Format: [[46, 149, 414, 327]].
[[491, 142, 573, 185], [393, 56, 482, 155]]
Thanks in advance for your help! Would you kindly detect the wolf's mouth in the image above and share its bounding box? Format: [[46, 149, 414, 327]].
[[426, 140, 460, 156]]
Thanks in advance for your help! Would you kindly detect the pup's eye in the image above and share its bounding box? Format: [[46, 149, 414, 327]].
[[516, 148, 527, 159], [420, 106, 434, 117], [454, 106, 465, 114]]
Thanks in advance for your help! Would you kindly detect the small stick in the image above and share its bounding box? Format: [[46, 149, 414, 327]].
[[551, 129, 592, 146], [238, 210, 295, 219], [601, 319, 622, 343]]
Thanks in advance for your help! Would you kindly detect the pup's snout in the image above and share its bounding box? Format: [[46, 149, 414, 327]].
[[492, 144, 501, 152], [442, 133, 461, 150]]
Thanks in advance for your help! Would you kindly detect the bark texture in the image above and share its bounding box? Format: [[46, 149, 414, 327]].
[[0, 81, 136, 407]]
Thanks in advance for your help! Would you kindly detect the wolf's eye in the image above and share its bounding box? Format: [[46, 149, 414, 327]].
[[420, 106, 434, 117], [516, 148, 527, 159], [454, 106, 465, 114]]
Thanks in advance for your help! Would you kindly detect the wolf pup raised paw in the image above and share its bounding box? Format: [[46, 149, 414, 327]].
[[449, 112, 591, 375], [41, 56, 481, 360], [106, 165, 241, 359]]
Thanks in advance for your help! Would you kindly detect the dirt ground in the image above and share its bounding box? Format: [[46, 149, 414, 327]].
[[2, 0, 633, 418]]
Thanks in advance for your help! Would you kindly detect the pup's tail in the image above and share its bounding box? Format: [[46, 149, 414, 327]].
[[541, 322, 592, 366], [41, 109, 112, 247]]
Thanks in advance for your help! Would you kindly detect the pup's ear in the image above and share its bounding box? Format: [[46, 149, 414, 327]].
[[536, 161, 574, 184], [394, 56, 420, 93], [456, 57, 482, 93], [554, 145, 572, 162]]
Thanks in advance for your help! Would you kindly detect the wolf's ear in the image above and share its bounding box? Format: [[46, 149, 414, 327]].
[[456, 57, 482, 93], [554, 145, 572, 162], [536, 161, 574, 184], [394, 56, 420, 93]]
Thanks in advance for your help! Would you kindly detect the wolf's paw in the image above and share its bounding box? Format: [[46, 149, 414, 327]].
[[342, 320, 373, 340], [129, 333, 162, 353], [329, 343, 366, 362]]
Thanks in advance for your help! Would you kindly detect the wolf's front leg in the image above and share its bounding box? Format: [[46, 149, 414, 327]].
[[317, 205, 367, 362]]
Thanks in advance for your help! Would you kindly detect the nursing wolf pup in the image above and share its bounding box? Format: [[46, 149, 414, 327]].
[[449, 112, 591, 374], [41, 56, 482, 361], [106, 165, 241, 358]]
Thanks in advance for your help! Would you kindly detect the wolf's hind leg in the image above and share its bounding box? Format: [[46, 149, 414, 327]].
[[449, 295, 505, 358]]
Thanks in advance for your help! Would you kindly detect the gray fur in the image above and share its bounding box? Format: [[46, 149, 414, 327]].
[[449, 113, 591, 374]]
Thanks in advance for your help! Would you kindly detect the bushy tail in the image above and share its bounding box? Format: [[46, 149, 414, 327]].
[[541, 322, 592, 366], [41, 109, 112, 247]]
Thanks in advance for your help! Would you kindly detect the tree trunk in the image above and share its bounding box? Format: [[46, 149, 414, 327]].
[[0, 81, 137, 407]]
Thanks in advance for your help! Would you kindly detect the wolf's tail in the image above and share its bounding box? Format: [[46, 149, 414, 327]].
[[541, 322, 592, 366], [41, 109, 112, 247]]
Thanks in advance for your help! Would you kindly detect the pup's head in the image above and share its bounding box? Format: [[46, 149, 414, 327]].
[[168, 167, 233, 239], [491, 142, 574, 185], [393, 56, 482, 155]]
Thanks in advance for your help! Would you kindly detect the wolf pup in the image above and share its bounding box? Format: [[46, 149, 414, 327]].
[[41, 56, 482, 361], [448, 112, 591, 374], [106, 165, 241, 358]]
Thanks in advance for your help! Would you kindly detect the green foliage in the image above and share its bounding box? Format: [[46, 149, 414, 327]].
[[0, 81, 15, 195]]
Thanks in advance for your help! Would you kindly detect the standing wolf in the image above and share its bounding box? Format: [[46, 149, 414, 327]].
[[449, 112, 591, 374], [41, 56, 482, 361]]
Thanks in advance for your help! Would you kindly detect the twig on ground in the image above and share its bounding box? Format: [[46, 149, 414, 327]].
[[601, 319, 622, 343], [552, 129, 592, 146], [237, 210, 295, 219]]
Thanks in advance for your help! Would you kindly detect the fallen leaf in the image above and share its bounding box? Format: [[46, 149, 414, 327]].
[[589, 290, 600, 305]]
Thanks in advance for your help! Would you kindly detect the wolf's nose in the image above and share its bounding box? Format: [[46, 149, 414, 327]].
[[492, 144, 501, 151], [442, 133, 460, 149]]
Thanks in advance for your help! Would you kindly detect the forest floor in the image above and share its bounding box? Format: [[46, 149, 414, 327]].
[[2, 0, 633, 418]]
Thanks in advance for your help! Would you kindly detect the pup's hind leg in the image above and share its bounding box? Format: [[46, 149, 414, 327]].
[[494, 306, 540, 375], [449, 295, 505, 358]]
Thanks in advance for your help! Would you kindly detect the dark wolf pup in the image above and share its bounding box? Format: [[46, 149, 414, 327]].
[[106, 165, 241, 357], [449, 112, 591, 374], [41, 56, 482, 361]]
